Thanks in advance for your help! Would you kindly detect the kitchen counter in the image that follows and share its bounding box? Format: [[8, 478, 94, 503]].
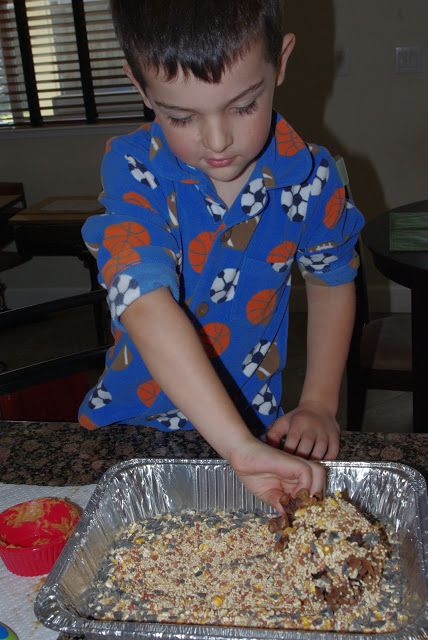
[[1, 421, 427, 640], [1, 421, 428, 486]]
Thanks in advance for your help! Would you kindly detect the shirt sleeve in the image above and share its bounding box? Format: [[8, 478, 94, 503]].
[[82, 135, 181, 328], [296, 148, 365, 286]]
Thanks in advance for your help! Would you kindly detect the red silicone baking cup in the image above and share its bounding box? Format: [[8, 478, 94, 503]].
[[0, 497, 81, 577]]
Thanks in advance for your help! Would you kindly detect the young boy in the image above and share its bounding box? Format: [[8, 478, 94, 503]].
[[79, 0, 364, 510]]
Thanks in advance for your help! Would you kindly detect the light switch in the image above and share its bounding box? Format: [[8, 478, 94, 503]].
[[395, 45, 423, 73]]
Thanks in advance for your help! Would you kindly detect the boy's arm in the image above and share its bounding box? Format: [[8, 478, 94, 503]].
[[268, 280, 355, 459], [121, 286, 325, 509]]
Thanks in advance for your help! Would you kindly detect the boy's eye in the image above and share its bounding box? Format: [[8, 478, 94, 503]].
[[235, 100, 258, 116], [168, 115, 193, 127]]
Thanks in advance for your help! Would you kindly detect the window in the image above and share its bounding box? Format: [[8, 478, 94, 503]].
[[0, 0, 144, 127]]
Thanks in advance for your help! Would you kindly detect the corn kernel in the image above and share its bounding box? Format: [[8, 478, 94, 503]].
[[213, 595, 225, 607], [322, 544, 332, 554], [135, 537, 144, 544], [304, 580, 316, 593], [198, 543, 207, 552], [295, 508, 306, 517], [301, 616, 312, 628], [300, 543, 311, 554]]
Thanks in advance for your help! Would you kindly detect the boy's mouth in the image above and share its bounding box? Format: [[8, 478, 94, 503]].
[[206, 157, 235, 168]]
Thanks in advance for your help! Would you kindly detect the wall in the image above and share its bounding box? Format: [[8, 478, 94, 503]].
[[1, 0, 427, 309], [276, 0, 427, 310]]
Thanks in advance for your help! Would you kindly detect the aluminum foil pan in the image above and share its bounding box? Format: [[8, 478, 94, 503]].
[[35, 459, 428, 640]]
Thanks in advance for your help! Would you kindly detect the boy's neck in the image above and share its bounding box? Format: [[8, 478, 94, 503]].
[[211, 160, 256, 209]]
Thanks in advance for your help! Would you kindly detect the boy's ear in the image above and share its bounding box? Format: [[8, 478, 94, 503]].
[[123, 63, 154, 111], [276, 33, 296, 87]]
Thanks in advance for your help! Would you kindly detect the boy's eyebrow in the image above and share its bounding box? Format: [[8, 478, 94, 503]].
[[155, 80, 264, 112]]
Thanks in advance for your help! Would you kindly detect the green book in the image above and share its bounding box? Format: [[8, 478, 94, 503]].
[[389, 211, 428, 251]]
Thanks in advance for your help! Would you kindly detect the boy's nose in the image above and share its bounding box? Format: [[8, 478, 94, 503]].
[[202, 118, 233, 154]]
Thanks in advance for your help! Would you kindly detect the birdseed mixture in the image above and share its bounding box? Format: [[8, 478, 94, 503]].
[[84, 490, 407, 632]]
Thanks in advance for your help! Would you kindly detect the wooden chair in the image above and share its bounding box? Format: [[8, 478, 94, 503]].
[[0, 181, 27, 245], [0, 290, 110, 421], [335, 157, 412, 431], [0, 182, 30, 312]]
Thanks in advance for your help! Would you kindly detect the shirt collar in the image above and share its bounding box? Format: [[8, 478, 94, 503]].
[[142, 112, 313, 190]]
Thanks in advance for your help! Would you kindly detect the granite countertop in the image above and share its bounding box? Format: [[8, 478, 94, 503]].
[[1, 421, 428, 485], [1, 421, 427, 640]]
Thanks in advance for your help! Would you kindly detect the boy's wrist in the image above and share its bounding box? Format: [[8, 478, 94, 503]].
[[217, 429, 256, 466], [297, 394, 338, 418]]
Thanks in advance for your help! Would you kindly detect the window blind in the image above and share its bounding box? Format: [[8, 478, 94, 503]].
[[0, 0, 144, 127]]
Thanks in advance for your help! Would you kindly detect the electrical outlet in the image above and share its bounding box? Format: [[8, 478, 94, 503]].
[[336, 48, 350, 77], [395, 45, 423, 73]]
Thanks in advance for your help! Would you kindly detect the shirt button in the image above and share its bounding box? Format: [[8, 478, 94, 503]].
[[196, 302, 209, 317], [222, 229, 232, 241]]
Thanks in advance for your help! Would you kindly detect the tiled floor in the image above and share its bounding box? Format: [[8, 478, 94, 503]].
[[0, 306, 412, 432]]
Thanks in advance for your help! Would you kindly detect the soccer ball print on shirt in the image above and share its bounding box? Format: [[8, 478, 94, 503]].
[[88, 381, 112, 410], [210, 268, 240, 303], [125, 154, 159, 189], [281, 159, 330, 222], [241, 179, 268, 216], [78, 113, 365, 430], [147, 408, 188, 431], [252, 383, 277, 416]]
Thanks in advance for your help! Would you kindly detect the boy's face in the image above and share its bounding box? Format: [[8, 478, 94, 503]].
[[125, 36, 294, 200]]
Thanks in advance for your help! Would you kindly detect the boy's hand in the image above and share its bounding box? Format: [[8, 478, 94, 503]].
[[229, 437, 325, 513], [266, 402, 340, 461]]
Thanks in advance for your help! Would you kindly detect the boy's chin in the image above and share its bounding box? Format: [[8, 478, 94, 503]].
[[205, 161, 254, 184]]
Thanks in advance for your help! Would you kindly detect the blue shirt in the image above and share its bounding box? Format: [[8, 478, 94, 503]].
[[78, 113, 364, 432]]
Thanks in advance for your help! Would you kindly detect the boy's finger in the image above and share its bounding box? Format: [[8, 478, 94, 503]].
[[309, 436, 329, 461], [280, 462, 313, 497], [295, 434, 316, 458], [266, 417, 290, 445], [324, 435, 340, 461], [279, 430, 301, 454], [308, 461, 326, 497]]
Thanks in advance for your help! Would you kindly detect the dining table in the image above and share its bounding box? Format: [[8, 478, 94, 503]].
[[0, 194, 23, 212], [8, 195, 107, 345], [1, 420, 427, 640], [361, 199, 428, 431]]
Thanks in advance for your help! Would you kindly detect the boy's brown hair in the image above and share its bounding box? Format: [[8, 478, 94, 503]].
[[110, 0, 285, 87]]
